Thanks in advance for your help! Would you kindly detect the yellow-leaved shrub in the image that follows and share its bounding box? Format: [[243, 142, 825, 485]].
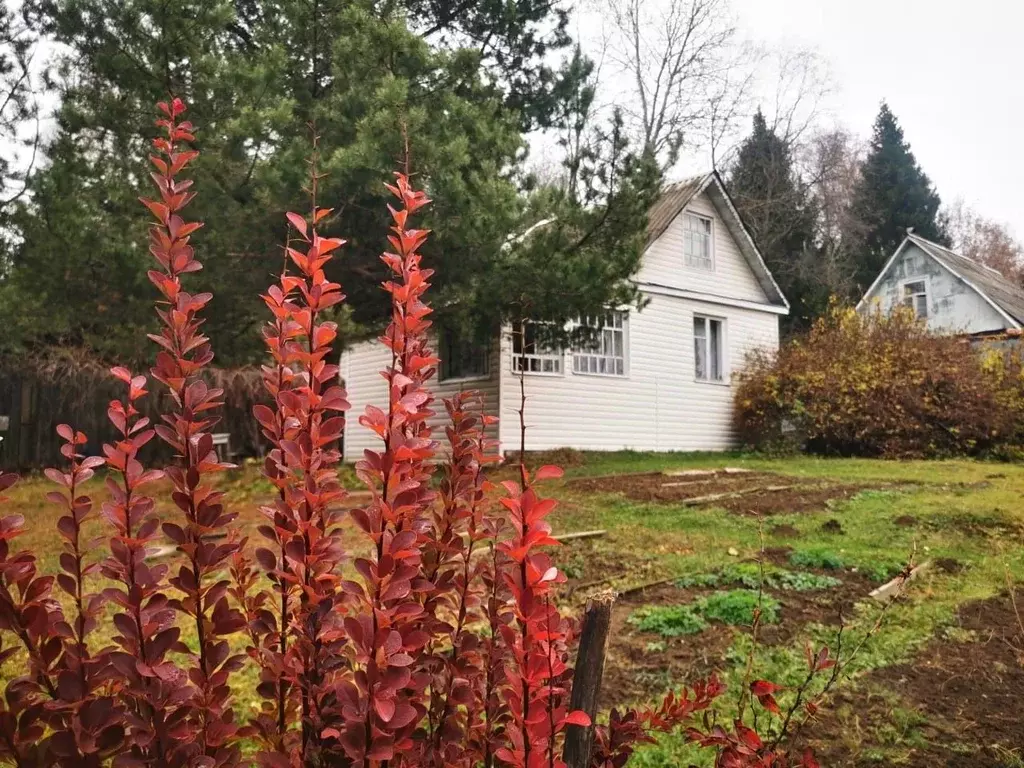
[[734, 303, 1024, 458]]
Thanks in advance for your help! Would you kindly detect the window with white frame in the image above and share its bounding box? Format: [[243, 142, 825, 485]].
[[694, 315, 724, 382], [439, 328, 489, 381], [511, 321, 563, 374], [683, 213, 713, 271], [572, 312, 627, 376], [901, 279, 928, 319]]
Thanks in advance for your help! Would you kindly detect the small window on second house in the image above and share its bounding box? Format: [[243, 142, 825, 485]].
[[694, 315, 724, 382], [683, 213, 713, 271], [439, 329, 489, 382], [902, 280, 928, 319], [511, 321, 563, 374]]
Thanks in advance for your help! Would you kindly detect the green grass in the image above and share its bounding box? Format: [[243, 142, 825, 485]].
[[6, 450, 1024, 765], [543, 450, 1024, 765]]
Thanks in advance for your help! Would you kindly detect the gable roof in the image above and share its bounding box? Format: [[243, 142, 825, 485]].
[[857, 233, 1024, 329], [645, 170, 789, 309]]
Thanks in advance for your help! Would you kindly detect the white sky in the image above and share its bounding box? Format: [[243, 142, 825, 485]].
[[561, 0, 1024, 237]]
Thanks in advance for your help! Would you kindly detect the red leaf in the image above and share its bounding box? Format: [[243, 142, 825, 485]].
[[563, 710, 592, 727], [533, 464, 564, 481], [750, 680, 783, 697], [286, 212, 308, 238]]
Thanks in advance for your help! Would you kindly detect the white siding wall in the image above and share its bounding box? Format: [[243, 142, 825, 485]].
[[861, 243, 1007, 334], [637, 190, 769, 303], [496, 293, 779, 452], [340, 336, 501, 461]]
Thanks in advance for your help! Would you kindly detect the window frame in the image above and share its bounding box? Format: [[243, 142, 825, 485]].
[[510, 320, 564, 376], [683, 211, 715, 272], [899, 277, 930, 320], [571, 311, 629, 378], [438, 328, 491, 383], [693, 314, 727, 384]]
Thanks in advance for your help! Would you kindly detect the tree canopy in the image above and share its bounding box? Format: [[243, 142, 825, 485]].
[[728, 109, 820, 331], [1, 0, 657, 366]]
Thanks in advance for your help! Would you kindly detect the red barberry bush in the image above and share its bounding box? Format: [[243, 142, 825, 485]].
[[0, 99, 825, 767]]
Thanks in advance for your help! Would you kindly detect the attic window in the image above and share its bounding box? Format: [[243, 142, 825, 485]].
[[902, 280, 928, 319], [683, 213, 713, 271]]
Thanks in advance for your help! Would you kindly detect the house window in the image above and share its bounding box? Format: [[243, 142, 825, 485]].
[[902, 280, 928, 319], [511, 321, 563, 374], [683, 213, 713, 271], [572, 312, 627, 376], [439, 329, 489, 381], [694, 315, 724, 382]]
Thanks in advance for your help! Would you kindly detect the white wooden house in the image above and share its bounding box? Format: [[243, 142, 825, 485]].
[[340, 171, 789, 457], [856, 232, 1024, 336]]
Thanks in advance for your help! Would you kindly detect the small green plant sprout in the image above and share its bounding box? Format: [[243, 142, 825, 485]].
[[777, 571, 842, 591], [860, 559, 905, 583], [678, 563, 840, 592], [789, 548, 845, 570], [628, 604, 708, 637], [697, 590, 781, 626], [675, 571, 723, 588]]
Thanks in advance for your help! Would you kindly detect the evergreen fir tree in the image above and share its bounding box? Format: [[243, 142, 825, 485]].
[[728, 109, 820, 331], [849, 102, 948, 290]]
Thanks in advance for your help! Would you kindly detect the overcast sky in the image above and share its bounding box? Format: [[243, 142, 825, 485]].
[[564, 0, 1024, 237]]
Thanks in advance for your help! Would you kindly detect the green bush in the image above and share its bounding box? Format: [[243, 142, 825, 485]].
[[696, 590, 781, 626], [789, 548, 845, 570], [733, 303, 1024, 458], [627, 604, 708, 637]]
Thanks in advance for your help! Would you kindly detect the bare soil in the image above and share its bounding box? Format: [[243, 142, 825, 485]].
[[569, 470, 878, 516], [770, 524, 802, 539], [598, 564, 877, 711], [811, 593, 1024, 767]]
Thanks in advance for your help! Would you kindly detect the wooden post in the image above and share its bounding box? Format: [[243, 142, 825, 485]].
[[564, 589, 615, 768]]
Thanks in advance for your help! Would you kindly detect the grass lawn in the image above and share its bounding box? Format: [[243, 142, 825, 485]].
[[5, 451, 1023, 766]]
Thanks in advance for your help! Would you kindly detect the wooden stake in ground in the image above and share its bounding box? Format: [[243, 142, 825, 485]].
[[564, 590, 615, 768]]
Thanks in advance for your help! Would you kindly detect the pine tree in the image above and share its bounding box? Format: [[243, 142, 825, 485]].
[[849, 102, 947, 290], [728, 109, 820, 331], [4, 1, 654, 366]]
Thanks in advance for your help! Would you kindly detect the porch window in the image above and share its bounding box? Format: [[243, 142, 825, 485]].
[[694, 315, 724, 382], [902, 280, 928, 319], [511, 321, 563, 374], [439, 328, 489, 381], [572, 312, 627, 376], [683, 213, 713, 271]]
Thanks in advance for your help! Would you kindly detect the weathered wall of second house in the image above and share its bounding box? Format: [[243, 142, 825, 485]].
[[862, 243, 1007, 334]]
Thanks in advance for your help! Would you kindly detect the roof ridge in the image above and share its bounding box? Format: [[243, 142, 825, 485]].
[[911, 233, 1006, 277]]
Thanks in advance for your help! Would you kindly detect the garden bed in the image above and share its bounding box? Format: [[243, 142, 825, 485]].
[[811, 592, 1024, 766], [568, 469, 880, 515], [597, 560, 879, 710]]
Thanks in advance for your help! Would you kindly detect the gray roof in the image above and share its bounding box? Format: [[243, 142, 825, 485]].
[[643, 171, 788, 309], [908, 234, 1024, 326]]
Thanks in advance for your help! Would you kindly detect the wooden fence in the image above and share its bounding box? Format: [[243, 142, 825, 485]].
[[0, 366, 267, 471]]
